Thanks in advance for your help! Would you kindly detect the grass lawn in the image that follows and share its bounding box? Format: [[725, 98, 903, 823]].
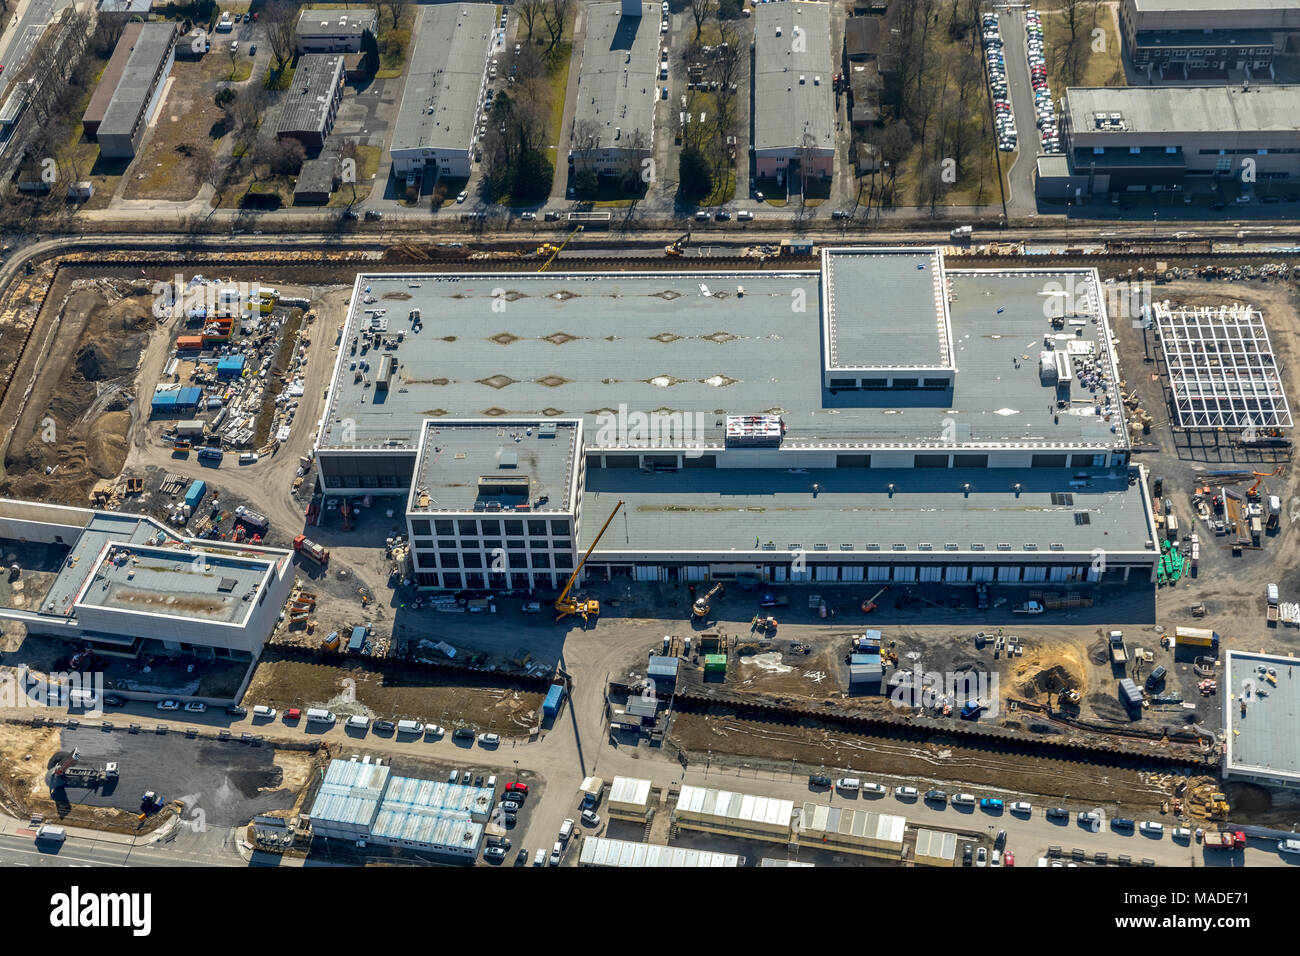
[[122, 55, 232, 202], [375, 4, 417, 78], [541, 38, 573, 171], [327, 145, 382, 206], [1039, 2, 1124, 94]]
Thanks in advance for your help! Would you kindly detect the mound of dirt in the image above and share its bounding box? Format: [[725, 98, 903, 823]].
[[1019, 664, 1077, 697], [87, 411, 129, 477]]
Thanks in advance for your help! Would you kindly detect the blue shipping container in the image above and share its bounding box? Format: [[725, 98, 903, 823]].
[[348, 626, 367, 653], [542, 684, 565, 717], [184, 479, 206, 509]]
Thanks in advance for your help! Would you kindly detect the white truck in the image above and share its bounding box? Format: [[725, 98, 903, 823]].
[[1109, 630, 1127, 664], [1012, 601, 1044, 615]]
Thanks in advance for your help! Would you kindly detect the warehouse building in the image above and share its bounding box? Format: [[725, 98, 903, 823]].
[[308, 757, 489, 859], [569, 0, 658, 180], [752, 0, 835, 182], [0, 499, 293, 663], [673, 785, 796, 843], [1042, 84, 1300, 200], [82, 21, 178, 158], [316, 248, 1158, 592], [579, 837, 743, 867], [1222, 649, 1300, 788], [295, 7, 377, 53], [760, 858, 815, 866], [271, 53, 346, 150], [798, 803, 906, 858], [389, 3, 494, 180], [1118, 0, 1300, 79]]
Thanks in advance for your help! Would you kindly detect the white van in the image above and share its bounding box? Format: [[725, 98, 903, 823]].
[[345, 715, 369, 730], [252, 705, 276, 720], [559, 818, 575, 842], [550, 841, 563, 865], [836, 777, 861, 792], [306, 708, 336, 725], [534, 847, 546, 866], [396, 719, 425, 735], [485, 775, 497, 792], [36, 824, 66, 843]]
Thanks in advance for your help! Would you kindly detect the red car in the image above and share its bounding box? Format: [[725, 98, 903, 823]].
[[505, 781, 528, 795], [1003, 850, 1015, 867], [285, 707, 302, 721]]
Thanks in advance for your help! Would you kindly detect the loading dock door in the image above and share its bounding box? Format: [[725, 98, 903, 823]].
[[969, 566, 994, 582], [789, 567, 813, 583], [683, 565, 709, 582], [841, 566, 864, 582], [919, 566, 943, 582], [893, 566, 917, 582], [945, 566, 969, 582], [634, 565, 660, 582], [1048, 565, 1077, 583], [1023, 566, 1048, 583], [814, 566, 838, 582], [996, 566, 1021, 582], [867, 566, 890, 582]]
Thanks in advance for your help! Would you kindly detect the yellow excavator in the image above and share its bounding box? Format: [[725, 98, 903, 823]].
[[692, 582, 724, 618], [554, 500, 623, 624], [537, 224, 584, 272], [665, 229, 690, 257]]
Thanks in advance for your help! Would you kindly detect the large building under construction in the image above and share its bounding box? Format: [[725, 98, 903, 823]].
[[315, 249, 1160, 591]]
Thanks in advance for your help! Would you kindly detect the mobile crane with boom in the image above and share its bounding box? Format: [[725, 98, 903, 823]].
[[554, 500, 623, 624]]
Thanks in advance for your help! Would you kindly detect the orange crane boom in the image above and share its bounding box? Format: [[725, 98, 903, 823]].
[[555, 500, 623, 622]]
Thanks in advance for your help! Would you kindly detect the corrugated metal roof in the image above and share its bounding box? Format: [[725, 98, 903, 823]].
[[578, 836, 741, 867], [914, 828, 958, 860], [609, 776, 652, 808], [676, 785, 794, 829]]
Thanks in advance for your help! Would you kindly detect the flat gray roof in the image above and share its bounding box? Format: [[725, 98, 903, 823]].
[[98, 22, 176, 139], [1131, 0, 1299, 12], [273, 53, 343, 137], [78, 545, 271, 624], [322, 261, 1129, 452], [753, 0, 835, 153], [390, 3, 493, 155], [579, 466, 1154, 556], [824, 249, 951, 371], [1224, 650, 1300, 784], [1065, 85, 1300, 136], [410, 420, 580, 514], [41, 513, 182, 618], [573, 1, 659, 151], [296, 8, 377, 38]]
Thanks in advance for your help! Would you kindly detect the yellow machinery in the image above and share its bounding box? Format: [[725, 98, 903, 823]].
[[538, 224, 583, 271], [665, 230, 690, 257], [1207, 792, 1230, 819], [692, 582, 724, 618], [554, 500, 623, 624]]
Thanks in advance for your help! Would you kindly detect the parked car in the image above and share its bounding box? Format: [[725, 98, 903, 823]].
[[1112, 817, 1135, 830], [1078, 810, 1101, 827], [975, 847, 988, 867], [500, 799, 523, 814], [737, 210, 754, 221], [505, 781, 529, 796], [503, 812, 517, 827], [462, 770, 472, 785], [895, 786, 919, 799], [104, 696, 126, 708], [861, 782, 886, 796], [425, 724, 445, 738], [478, 732, 501, 747], [453, 727, 475, 741], [1003, 850, 1015, 867], [520, 211, 536, 220], [252, 705, 276, 720], [373, 719, 395, 733], [157, 699, 180, 711], [1138, 821, 1163, 835], [581, 809, 601, 827], [925, 789, 948, 804], [184, 702, 207, 713], [484, 845, 507, 863], [831, 209, 850, 220], [550, 842, 563, 865], [1009, 801, 1032, 814], [994, 829, 1007, 849], [1046, 806, 1067, 821], [962, 843, 973, 865], [980, 797, 1004, 811], [456, 191, 468, 203], [285, 708, 301, 721], [808, 774, 832, 788], [516, 848, 528, 865]]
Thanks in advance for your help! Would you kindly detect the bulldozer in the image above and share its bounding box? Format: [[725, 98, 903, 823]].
[[1207, 792, 1230, 819], [692, 582, 724, 618]]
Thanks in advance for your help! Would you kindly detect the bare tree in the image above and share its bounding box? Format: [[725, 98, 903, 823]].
[[541, 0, 571, 51], [710, 19, 743, 129], [262, 0, 302, 72], [340, 138, 361, 204], [377, 0, 405, 31], [518, 0, 546, 40], [571, 117, 602, 172], [688, 0, 715, 43]]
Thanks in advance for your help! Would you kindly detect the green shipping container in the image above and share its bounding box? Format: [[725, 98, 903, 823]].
[[704, 654, 727, 671]]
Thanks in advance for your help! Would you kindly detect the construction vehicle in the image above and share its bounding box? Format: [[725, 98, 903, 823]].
[[752, 615, 777, 633], [1206, 792, 1230, 819], [692, 582, 724, 618], [537, 224, 583, 272], [292, 534, 330, 567], [665, 230, 690, 257], [554, 500, 623, 624], [1203, 829, 1246, 850], [1268, 583, 1280, 623], [1109, 630, 1128, 665], [860, 585, 890, 613], [53, 749, 119, 786], [1012, 601, 1044, 615]]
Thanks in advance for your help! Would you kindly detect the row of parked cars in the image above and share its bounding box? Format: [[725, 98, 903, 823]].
[[982, 13, 1016, 153], [1025, 10, 1060, 153]]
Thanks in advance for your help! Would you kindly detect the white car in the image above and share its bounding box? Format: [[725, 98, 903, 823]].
[[184, 701, 207, 713], [456, 191, 468, 203], [484, 845, 507, 862], [478, 732, 501, 746], [424, 724, 446, 738], [1138, 821, 1163, 835], [1009, 801, 1032, 814], [894, 786, 919, 799], [156, 699, 180, 711], [581, 809, 601, 827], [1172, 827, 1191, 841], [861, 782, 886, 795]]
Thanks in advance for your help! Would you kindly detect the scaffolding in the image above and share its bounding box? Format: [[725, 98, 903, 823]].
[[1155, 303, 1293, 431]]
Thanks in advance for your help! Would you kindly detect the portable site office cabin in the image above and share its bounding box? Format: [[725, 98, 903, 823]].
[[184, 479, 207, 509], [347, 626, 367, 653], [542, 683, 566, 718]]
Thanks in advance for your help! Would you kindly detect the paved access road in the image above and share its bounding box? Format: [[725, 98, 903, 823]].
[[0, 0, 73, 101]]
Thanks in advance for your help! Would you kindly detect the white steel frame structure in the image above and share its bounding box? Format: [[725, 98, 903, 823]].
[[1155, 303, 1293, 430]]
